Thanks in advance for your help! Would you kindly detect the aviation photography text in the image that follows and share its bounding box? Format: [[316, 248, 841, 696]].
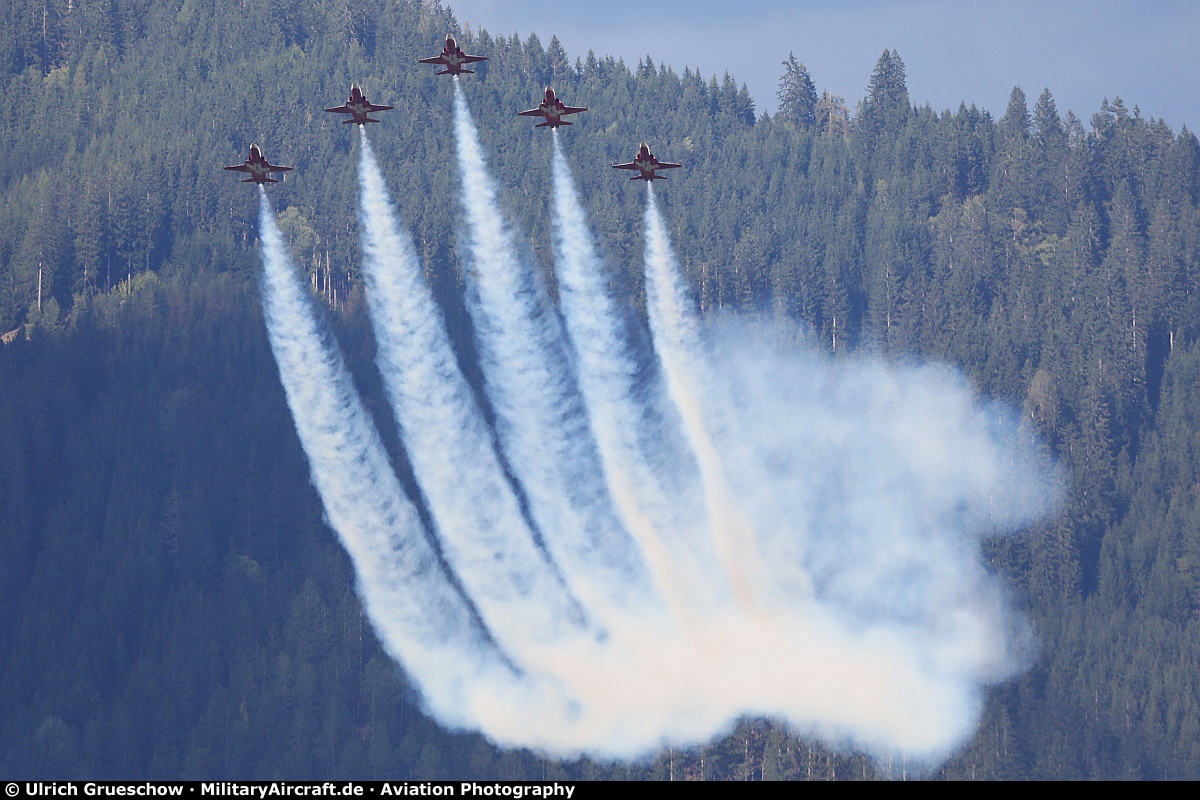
[[11, 784, 581, 799]]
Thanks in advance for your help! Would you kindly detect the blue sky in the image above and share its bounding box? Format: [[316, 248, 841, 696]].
[[443, 0, 1198, 131]]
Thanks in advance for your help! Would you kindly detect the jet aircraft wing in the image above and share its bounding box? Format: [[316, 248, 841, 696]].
[[417, 54, 488, 65]]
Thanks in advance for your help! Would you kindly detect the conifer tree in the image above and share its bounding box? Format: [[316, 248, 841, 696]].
[[777, 52, 817, 129], [859, 48, 910, 148], [814, 90, 850, 137]]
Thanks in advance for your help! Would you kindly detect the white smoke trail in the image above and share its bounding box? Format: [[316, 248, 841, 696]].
[[450, 82, 656, 617], [255, 188, 548, 730], [549, 137, 728, 614], [641, 188, 771, 608], [355, 128, 592, 654]]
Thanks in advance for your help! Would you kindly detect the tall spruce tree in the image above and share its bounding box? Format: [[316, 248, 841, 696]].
[[859, 48, 910, 148], [777, 52, 817, 129]]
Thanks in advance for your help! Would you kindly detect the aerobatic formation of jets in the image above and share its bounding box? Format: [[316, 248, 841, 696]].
[[227, 34, 681, 185]]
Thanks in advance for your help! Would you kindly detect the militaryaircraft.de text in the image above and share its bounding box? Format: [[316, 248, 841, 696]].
[[612, 143, 682, 181], [223, 144, 292, 185], [419, 35, 488, 75], [325, 84, 395, 125], [518, 87, 588, 128]]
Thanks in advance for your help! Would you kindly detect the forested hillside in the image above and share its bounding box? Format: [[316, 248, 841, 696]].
[[2, 0, 1199, 779]]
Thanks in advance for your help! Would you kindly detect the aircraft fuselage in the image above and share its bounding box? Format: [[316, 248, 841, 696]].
[[612, 143, 681, 181], [325, 85, 393, 125], [225, 144, 292, 185], [519, 87, 587, 129], [419, 35, 487, 75]]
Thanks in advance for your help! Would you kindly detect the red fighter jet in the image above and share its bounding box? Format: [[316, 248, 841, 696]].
[[325, 84, 394, 125], [612, 142, 682, 181], [419, 35, 488, 75], [518, 87, 588, 129], [223, 144, 292, 185]]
